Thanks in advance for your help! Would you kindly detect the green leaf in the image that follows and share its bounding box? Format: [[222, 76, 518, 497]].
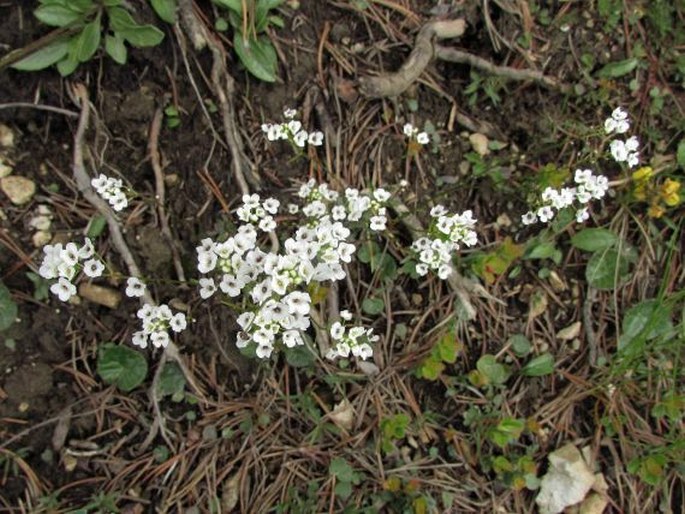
[[213, 0, 242, 14], [69, 0, 94, 12], [56, 53, 79, 76], [508, 334, 532, 357], [34, 5, 83, 27], [104, 33, 127, 64], [476, 354, 510, 386], [329, 458, 354, 482], [150, 0, 177, 23], [118, 24, 165, 47], [75, 16, 101, 62], [596, 58, 639, 78], [362, 297, 384, 315], [284, 344, 315, 367], [97, 344, 148, 392], [0, 281, 17, 331], [87, 215, 107, 238], [417, 357, 444, 380], [436, 333, 458, 364], [585, 248, 630, 290], [524, 241, 557, 260], [10, 40, 70, 71], [618, 299, 673, 352], [255, 0, 284, 32], [107, 6, 137, 31], [677, 139, 685, 169], [521, 353, 555, 376], [156, 361, 186, 397], [233, 33, 278, 82], [488, 418, 525, 448], [571, 228, 618, 252]]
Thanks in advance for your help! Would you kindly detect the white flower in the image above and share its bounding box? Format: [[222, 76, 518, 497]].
[[256, 343, 273, 359], [537, 205, 555, 223], [625, 136, 639, 152], [416, 132, 430, 145], [574, 169, 593, 185], [521, 211, 537, 225], [258, 216, 277, 232], [308, 131, 324, 146], [287, 120, 302, 135], [353, 343, 373, 360], [430, 205, 447, 217], [125, 277, 147, 298], [369, 215, 387, 231], [197, 251, 218, 274], [437, 263, 452, 279], [287, 203, 299, 214], [415, 262, 429, 276], [293, 130, 308, 148], [199, 277, 217, 299], [284, 291, 310, 315], [78, 238, 95, 259], [60, 243, 80, 266], [340, 310, 352, 321], [263, 198, 280, 214], [150, 331, 170, 348], [627, 152, 639, 168], [373, 188, 391, 202], [282, 330, 303, 348], [91, 174, 108, 191], [403, 123, 415, 137], [283, 108, 297, 119], [132, 331, 148, 349], [576, 207, 590, 223], [50, 277, 76, 302], [83, 259, 105, 278], [330, 321, 345, 340], [170, 313, 187, 333], [610, 139, 628, 162], [220, 274, 243, 297]]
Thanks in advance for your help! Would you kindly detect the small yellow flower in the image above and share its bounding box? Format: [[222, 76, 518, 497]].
[[663, 192, 680, 207], [633, 183, 647, 201], [632, 166, 653, 182], [660, 178, 681, 196], [648, 203, 665, 218]]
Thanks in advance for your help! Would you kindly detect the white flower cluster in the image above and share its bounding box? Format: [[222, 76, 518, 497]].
[[403, 123, 430, 145], [196, 181, 389, 360], [91, 174, 128, 211], [236, 193, 280, 232], [521, 168, 609, 225], [261, 108, 324, 147], [411, 207, 478, 279], [605, 107, 639, 168], [298, 179, 391, 232], [326, 310, 377, 361], [38, 238, 104, 301], [132, 303, 187, 349]]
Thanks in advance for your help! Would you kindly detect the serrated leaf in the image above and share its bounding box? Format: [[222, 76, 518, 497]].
[[521, 353, 555, 376], [11, 39, 70, 71], [0, 281, 17, 331], [596, 57, 639, 78], [571, 228, 618, 252], [151, 0, 177, 23], [233, 33, 278, 82], [105, 33, 127, 64], [118, 24, 165, 47], [75, 16, 101, 62], [362, 297, 384, 315], [35, 5, 83, 27], [585, 248, 630, 290], [97, 344, 148, 392]]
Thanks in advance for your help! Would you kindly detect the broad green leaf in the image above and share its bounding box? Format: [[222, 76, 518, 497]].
[[108, 7, 137, 31], [97, 344, 148, 392], [10, 40, 69, 71], [509, 334, 532, 357], [233, 33, 278, 82], [87, 215, 107, 238], [118, 25, 165, 47], [213, 0, 242, 14], [524, 241, 557, 260], [488, 418, 525, 448], [437, 333, 459, 364], [255, 0, 284, 32], [151, 0, 177, 23], [329, 458, 354, 482], [284, 344, 315, 367], [357, 240, 380, 264], [69, 0, 94, 12], [362, 297, 384, 315], [521, 353, 554, 376], [34, 5, 82, 27], [476, 354, 510, 386], [585, 248, 630, 290], [56, 53, 79, 76], [156, 361, 186, 397], [596, 58, 639, 78], [418, 358, 444, 380], [618, 299, 673, 352], [75, 16, 101, 62], [0, 281, 17, 331], [105, 33, 127, 64], [571, 228, 618, 252]]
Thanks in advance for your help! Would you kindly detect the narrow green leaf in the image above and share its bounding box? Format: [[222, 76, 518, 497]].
[[524, 241, 557, 260], [571, 228, 618, 252], [105, 33, 127, 64], [233, 33, 278, 82], [118, 24, 165, 47], [521, 353, 555, 376], [97, 344, 148, 392], [596, 58, 639, 78], [10, 40, 70, 71], [213, 0, 243, 14], [151, 0, 177, 23], [34, 5, 82, 27], [618, 299, 673, 352], [677, 139, 685, 169], [86, 215, 107, 238], [107, 6, 137, 31], [76, 16, 101, 62], [0, 281, 17, 331]]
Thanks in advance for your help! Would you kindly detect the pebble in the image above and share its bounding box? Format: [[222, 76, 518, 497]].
[[1, 175, 36, 205], [469, 133, 490, 156], [0, 156, 13, 178], [78, 283, 122, 309], [0, 124, 14, 148]]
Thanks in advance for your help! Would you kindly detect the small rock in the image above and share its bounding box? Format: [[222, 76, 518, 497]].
[[164, 173, 179, 187], [78, 283, 122, 309], [557, 321, 582, 341], [1, 175, 36, 205], [0, 124, 14, 148], [496, 213, 512, 228], [0, 156, 13, 177], [329, 399, 355, 431], [32, 230, 52, 248], [29, 213, 52, 231], [536, 443, 596, 514], [469, 133, 490, 156]]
